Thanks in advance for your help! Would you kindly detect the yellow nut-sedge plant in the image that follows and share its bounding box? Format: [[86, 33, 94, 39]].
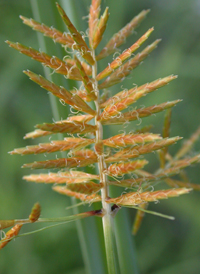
[[2, 1, 200, 273]]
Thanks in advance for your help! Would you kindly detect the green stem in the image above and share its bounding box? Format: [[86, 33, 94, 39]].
[[92, 49, 118, 274], [110, 186, 140, 274]]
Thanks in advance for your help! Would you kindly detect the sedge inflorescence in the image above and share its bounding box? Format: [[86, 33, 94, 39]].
[[1, 0, 200, 251]]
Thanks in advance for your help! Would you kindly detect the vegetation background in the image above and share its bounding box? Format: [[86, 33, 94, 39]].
[[0, 0, 200, 273]]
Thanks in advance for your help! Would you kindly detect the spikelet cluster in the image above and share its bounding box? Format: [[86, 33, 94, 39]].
[[3, 0, 200, 246]]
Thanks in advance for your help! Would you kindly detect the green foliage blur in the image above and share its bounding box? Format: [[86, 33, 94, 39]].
[[0, 0, 200, 273]]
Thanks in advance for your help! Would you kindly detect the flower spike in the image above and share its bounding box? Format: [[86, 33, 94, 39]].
[[6, 1, 200, 257]]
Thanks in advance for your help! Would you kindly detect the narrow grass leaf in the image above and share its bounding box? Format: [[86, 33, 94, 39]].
[[129, 205, 175, 220]]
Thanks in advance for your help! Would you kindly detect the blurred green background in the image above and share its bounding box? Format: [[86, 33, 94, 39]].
[[0, 0, 200, 273]]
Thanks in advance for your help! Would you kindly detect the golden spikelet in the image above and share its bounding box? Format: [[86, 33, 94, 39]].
[[53, 186, 101, 203], [10, 138, 94, 155], [89, 0, 101, 47], [20, 16, 75, 47], [74, 56, 96, 100], [96, 28, 154, 81], [100, 75, 177, 119], [107, 188, 191, 206], [107, 160, 148, 177], [56, 3, 94, 65], [6, 41, 82, 80], [64, 182, 103, 195], [22, 156, 98, 170], [24, 70, 96, 115], [99, 39, 161, 89], [0, 224, 23, 250], [35, 121, 97, 135], [23, 171, 99, 184], [29, 203, 41, 223], [103, 133, 162, 148], [107, 137, 181, 162], [101, 100, 181, 125], [0, 220, 16, 230], [96, 9, 150, 60], [92, 7, 110, 49]]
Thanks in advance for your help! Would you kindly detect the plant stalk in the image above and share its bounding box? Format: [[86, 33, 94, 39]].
[[92, 49, 118, 274]]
